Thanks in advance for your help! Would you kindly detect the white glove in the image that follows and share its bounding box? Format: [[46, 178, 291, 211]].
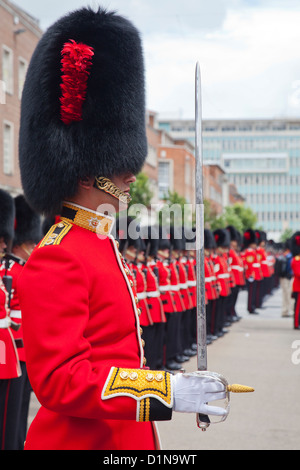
[[172, 372, 227, 416]]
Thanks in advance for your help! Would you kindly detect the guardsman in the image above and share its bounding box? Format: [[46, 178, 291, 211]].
[[241, 229, 261, 314], [256, 230, 270, 308], [116, 217, 154, 368], [176, 228, 195, 359], [226, 225, 244, 322], [17, 7, 227, 450], [291, 232, 300, 330], [141, 226, 165, 371], [0, 190, 22, 450], [204, 229, 219, 342], [155, 227, 180, 371], [0, 195, 41, 449], [213, 229, 231, 336], [181, 227, 197, 351]]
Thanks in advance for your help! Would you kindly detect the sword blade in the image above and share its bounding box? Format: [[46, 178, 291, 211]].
[[195, 62, 207, 372]]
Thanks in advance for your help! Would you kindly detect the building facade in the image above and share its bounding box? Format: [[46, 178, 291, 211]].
[[158, 117, 300, 238], [0, 0, 42, 195]]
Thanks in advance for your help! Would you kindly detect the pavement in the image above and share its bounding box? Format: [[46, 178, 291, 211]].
[[27, 285, 300, 450]]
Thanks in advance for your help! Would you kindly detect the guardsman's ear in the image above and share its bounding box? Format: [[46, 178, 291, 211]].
[[79, 177, 94, 190]]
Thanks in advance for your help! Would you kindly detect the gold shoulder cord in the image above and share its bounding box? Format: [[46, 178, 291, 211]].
[[95, 176, 131, 204]]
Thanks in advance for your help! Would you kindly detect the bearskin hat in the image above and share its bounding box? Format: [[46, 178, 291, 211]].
[[204, 229, 215, 249], [0, 189, 15, 246], [13, 195, 42, 247], [19, 7, 147, 216], [140, 225, 159, 258], [243, 228, 257, 248], [290, 231, 300, 257], [115, 216, 141, 252], [213, 228, 230, 248], [169, 225, 183, 251], [226, 225, 239, 242], [255, 230, 266, 245]]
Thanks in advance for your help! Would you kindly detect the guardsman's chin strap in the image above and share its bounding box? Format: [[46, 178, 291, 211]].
[[94, 176, 132, 205]]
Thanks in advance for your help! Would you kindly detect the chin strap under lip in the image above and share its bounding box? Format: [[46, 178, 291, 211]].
[[94, 176, 132, 204]]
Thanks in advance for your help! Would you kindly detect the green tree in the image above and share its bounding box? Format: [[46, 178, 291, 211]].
[[209, 203, 257, 233], [128, 172, 153, 208]]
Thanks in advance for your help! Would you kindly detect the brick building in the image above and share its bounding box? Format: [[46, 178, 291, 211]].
[[0, 0, 42, 195]]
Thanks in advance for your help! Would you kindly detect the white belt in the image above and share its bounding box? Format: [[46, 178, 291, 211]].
[[170, 285, 180, 291], [261, 261, 268, 265], [179, 283, 188, 289], [231, 265, 244, 272], [0, 317, 11, 328], [159, 284, 171, 292], [218, 273, 230, 279], [205, 276, 214, 282], [137, 292, 147, 300], [253, 263, 260, 268], [187, 280, 196, 287], [10, 310, 22, 319], [147, 291, 160, 298]]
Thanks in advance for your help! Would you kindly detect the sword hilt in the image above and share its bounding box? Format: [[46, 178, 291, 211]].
[[197, 413, 210, 431]]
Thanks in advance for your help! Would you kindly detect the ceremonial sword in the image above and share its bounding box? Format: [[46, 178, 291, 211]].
[[194, 63, 254, 431], [194, 62, 210, 431]]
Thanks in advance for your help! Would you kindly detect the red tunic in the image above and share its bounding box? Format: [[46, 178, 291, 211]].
[[213, 253, 231, 297], [143, 262, 165, 324], [17, 204, 173, 450], [0, 256, 26, 362], [0, 278, 21, 379], [168, 261, 185, 312], [256, 247, 271, 278], [156, 260, 176, 313], [292, 256, 300, 292], [176, 259, 193, 310], [241, 248, 263, 281], [129, 263, 152, 327], [228, 248, 245, 286]]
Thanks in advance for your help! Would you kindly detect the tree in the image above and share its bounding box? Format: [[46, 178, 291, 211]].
[[128, 172, 153, 209], [209, 203, 257, 233]]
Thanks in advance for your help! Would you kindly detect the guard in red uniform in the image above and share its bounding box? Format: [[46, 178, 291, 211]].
[[256, 231, 270, 308], [226, 226, 244, 322], [0, 195, 41, 449], [0, 190, 22, 450], [17, 7, 227, 450], [291, 232, 300, 329], [241, 229, 261, 314], [213, 229, 231, 336], [204, 229, 219, 341]]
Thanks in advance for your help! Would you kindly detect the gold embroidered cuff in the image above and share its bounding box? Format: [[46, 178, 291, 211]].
[[101, 367, 173, 422]]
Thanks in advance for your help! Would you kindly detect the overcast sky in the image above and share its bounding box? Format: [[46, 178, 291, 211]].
[[12, 0, 300, 120]]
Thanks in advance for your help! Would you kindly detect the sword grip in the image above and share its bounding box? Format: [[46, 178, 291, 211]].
[[197, 413, 210, 431]]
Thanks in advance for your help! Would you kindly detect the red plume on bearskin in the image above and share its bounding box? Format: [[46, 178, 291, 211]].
[[60, 40, 94, 125]]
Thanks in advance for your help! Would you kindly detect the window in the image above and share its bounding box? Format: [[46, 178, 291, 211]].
[[158, 161, 171, 199], [18, 58, 27, 99], [3, 121, 14, 175], [2, 46, 13, 95]]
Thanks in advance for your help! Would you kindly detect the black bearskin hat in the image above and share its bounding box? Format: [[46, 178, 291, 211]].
[[243, 228, 257, 248], [213, 228, 230, 248], [226, 225, 239, 242], [290, 231, 300, 257], [140, 225, 159, 258], [204, 229, 215, 249], [255, 230, 266, 245], [0, 189, 15, 246], [19, 7, 147, 216], [13, 195, 42, 247], [115, 216, 141, 252], [169, 225, 183, 251]]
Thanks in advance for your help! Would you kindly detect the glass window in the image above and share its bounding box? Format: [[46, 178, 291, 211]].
[[3, 121, 14, 175], [2, 46, 13, 95]]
